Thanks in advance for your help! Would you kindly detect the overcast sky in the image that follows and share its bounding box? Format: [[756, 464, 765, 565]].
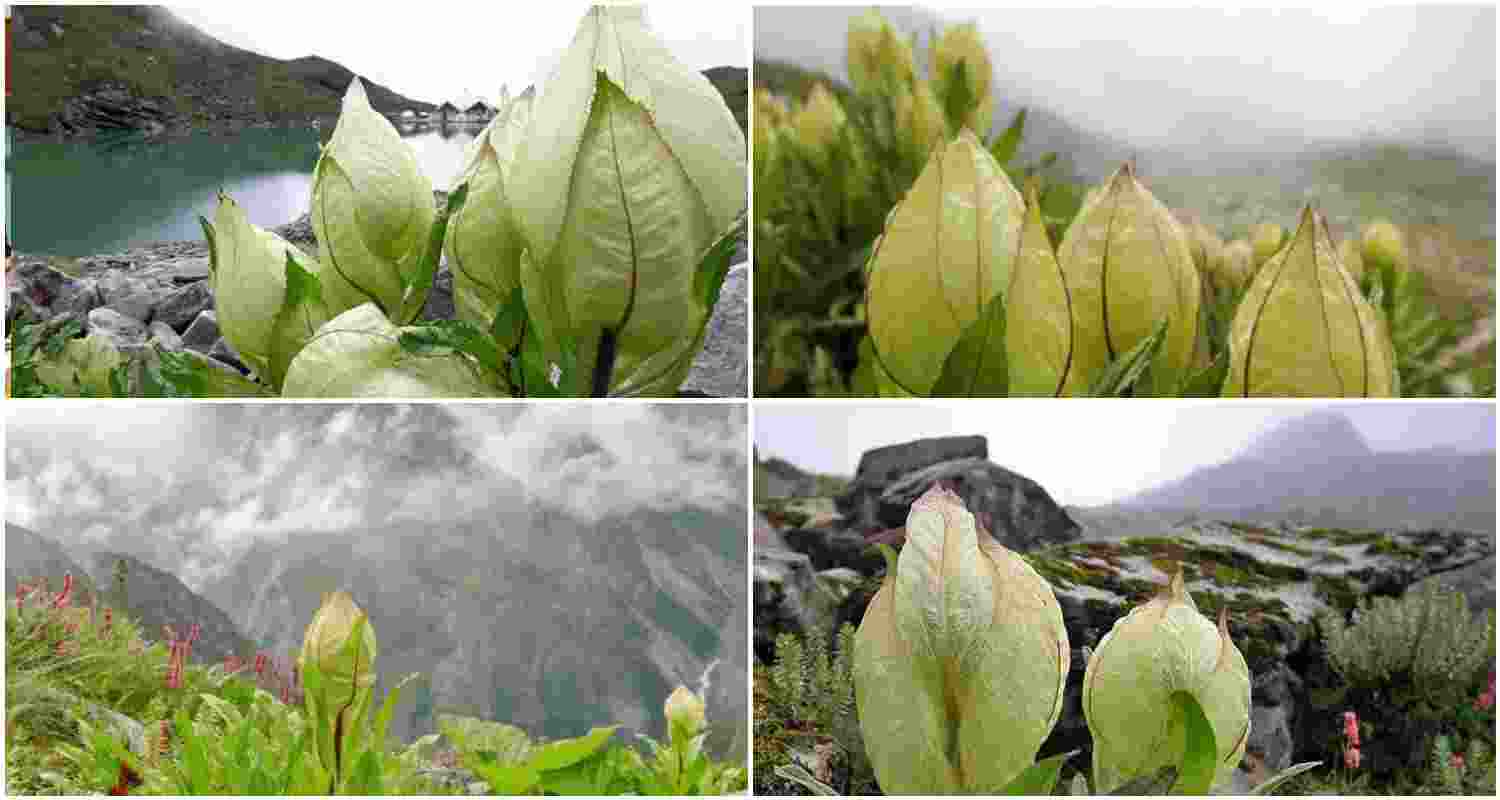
[[754, 4, 1495, 157], [7, 404, 745, 585], [169, 1, 748, 106], [753, 402, 1496, 506]]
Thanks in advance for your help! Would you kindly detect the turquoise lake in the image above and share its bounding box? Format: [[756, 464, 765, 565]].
[[5, 123, 483, 256]]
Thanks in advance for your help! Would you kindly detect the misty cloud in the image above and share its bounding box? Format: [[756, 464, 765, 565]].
[[5, 404, 746, 584]]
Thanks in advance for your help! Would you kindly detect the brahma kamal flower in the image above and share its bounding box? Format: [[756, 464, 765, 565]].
[[300, 591, 378, 777], [510, 4, 746, 396], [853, 485, 1069, 793], [1223, 206, 1397, 397], [864, 130, 1023, 396], [1055, 162, 1202, 395], [1083, 569, 1251, 793]]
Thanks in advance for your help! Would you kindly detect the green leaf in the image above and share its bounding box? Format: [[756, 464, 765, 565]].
[[1108, 764, 1177, 795], [930, 290, 1007, 396], [529, 726, 619, 772], [468, 761, 540, 795], [371, 672, 421, 756], [1179, 351, 1230, 397], [693, 219, 744, 313], [996, 750, 1077, 795], [146, 347, 271, 398], [283, 303, 503, 397], [1169, 691, 1217, 795], [1250, 761, 1323, 794], [406, 182, 470, 324], [773, 763, 839, 795], [1088, 318, 1167, 396], [399, 320, 506, 377], [268, 250, 332, 389], [490, 286, 528, 356], [991, 108, 1028, 165], [939, 59, 975, 135]]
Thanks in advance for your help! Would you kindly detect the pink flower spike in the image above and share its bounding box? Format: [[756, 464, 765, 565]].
[[188, 623, 201, 644], [1452, 753, 1466, 772], [51, 574, 73, 609], [1344, 747, 1361, 770]]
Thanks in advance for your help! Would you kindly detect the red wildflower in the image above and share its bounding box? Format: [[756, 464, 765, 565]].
[[1451, 753, 1466, 772], [254, 652, 268, 676], [102, 608, 113, 637], [188, 623, 201, 644], [107, 761, 143, 795], [51, 574, 73, 609], [1344, 747, 1361, 770], [1342, 710, 1360, 747], [1476, 671, 1495, 712]]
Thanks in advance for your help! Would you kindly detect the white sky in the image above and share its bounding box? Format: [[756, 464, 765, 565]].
[[753, 402, 1496, 507], [753, 3, 1495, 157], [169, 1, 749, 106]]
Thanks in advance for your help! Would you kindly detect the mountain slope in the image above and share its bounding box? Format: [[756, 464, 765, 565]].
[[1123, 412, 1495, 533], [200, 504, 749, 756], [5, 522, 96, 598], [6, 5, 433, 135]]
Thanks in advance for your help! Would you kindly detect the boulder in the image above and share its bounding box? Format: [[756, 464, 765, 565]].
[[753, 548, 823, 664], [878, 458, 1082, 552], [96, 270, 160, 324], [10, 260, 103, 319], [682, 262, 748, 398], [152, 280, 214, 332], [86, 307, 148, 352], [147, 321, 182, 351], [181, 310, 220, 352], [836, 435, 987, 525], [780, 527, 885, 577], [757, 455, 818, 500]]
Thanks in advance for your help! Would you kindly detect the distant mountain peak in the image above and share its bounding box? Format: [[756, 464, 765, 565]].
[[1241, 411, 1371, 463]]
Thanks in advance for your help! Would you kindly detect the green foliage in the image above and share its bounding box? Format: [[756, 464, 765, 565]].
[[1320, 582, 1495, 714], [757, 624, 873, 795]]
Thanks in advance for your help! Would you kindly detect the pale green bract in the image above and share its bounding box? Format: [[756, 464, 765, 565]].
[[854, 485, 1069, 794], [1005, 183, 1073, 396], [1083, 570, 1252, 793], [1224, 206, 1397, 397], [445, 89, 533, 330], [207, 193, 322, 385], [1056, 162, 1202, 396], [33, 333, 124, 396], [311, 77, 435, 324], [281, 303, 503, 397], [865, 130, 1024, 396], [510, 5, 746, 395]]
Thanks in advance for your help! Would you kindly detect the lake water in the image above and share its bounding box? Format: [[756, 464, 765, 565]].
[[5, 123, 483, 256]]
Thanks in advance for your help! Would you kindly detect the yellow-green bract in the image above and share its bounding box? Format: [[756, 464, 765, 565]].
[[1083, 569, 1251, 793], [865, 130, 1023, 396], [281, 303, 503, 397], [300, 591, 378, 781], [845, 8, 916, 95], [444, 88, 532, 332], [311, 77, 435, 324], [32, 333, 124, 396], [1056, 162, 1201, 396], [509, 5, 746, 396], [1223, 206, 1397, 397], [206, 193, 326, 387], [930, 22, 994, 135], [1005, 182, 1073, 396], [853, 486, 1069, 793]]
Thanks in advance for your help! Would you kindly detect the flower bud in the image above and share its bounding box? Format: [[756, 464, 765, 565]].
[[893, 80, 948, 164], [792, 84, 848, 168], [854, 486, 1069, 793], [301, 591, 378, 776], [1360, 219, 1408, 277], [1220, 239, 1255, 291], [444, 91, 531, 331], [1250, 222, 1286, 267], [846, 9, 916, 94], [1056, 162, 1202, 395], [1006, 181, 1072, 396], [1083, 569, 1251, 793], [664, 685, 706, 738], [865, 129, 1023, 396], [511, 5, 746, 396], [205, 193, 329, 387], [1224, 206, 1397, 397], [931, 22, 994, 135], [311, 77, 435, 324]]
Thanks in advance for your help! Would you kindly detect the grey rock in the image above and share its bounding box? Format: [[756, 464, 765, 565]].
[[682, 262, 748, 398], [422, 267, 456, 322], [79, 701, 147, 757], [86, 307, 148, 352], [164, 257, 211, 284], [780, 527, 885, 576], [148, 321, 183, 351], [181, 310, 220, 352], [878, 458, 1082, 552], [209, 337, 250, 374], [753, 548, 824, 664], [96, 271, 159, 323], [153, 281, 214, 332], [837, 435, 988, 524], [12, 260, 104, 319], [758, 456, 817, 500]]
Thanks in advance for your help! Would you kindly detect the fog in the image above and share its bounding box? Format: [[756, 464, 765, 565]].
[[6, 404, 747, 586], [753, 403, 1496, 507], [754, 5, 1495, 160]]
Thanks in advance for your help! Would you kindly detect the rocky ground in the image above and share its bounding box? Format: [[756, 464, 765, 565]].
[[753, 436, 1495, 794], [7, 192, 748, 398]]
